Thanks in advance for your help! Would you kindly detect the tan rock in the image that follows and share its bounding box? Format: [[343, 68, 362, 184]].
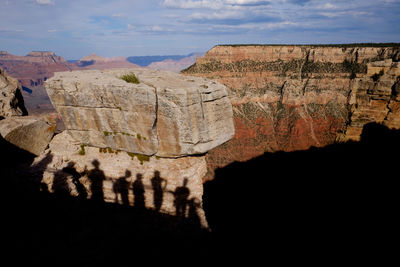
[[342, 61, 400, 141], [31, 131, 209, 228], [0, 68, 28, 118], [45, 68, 234, 157], [0, 116, 55, 155]]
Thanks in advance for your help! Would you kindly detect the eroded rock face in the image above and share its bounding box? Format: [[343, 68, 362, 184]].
[[31, 131, 209, 228], [45, 68, 234, 158], [0, 68, 28, 118], [340, 60, 400, 141], [0, 116, 55, 155], [183, 44, 400, 179]]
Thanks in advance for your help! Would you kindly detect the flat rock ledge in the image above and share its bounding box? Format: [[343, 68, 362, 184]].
[[45, 68, 234, 157]]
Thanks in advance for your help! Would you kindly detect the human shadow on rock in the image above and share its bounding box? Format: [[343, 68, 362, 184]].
[[203, 122, 399, 256], [1, 142, 211, 264]]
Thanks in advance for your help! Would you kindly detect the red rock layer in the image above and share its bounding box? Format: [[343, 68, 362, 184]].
[[183, 45, 400, 180], [0, 51, 73, 88]]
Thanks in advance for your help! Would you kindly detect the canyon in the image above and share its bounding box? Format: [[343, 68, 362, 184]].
[[2, 45, 399, 262], [183, 44, 400, 179], [0, 51, 199, 115]]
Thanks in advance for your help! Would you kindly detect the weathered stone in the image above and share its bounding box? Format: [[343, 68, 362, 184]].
[[45, 68, 234, 157], [182, 44, 400, 180], [31, 131, 209, 229], [0, 116, 55, 155], [342, 61, 400, 141], [0, 68, 28, 118]]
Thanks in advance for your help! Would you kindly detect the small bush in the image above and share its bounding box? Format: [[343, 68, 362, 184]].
[[371, 69, 384, 82], [79, 144, 86, 155], [120, 72, 140, 84]]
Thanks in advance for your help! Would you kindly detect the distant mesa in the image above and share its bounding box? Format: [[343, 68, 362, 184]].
[[127, 53, 204, 72], [147, 53, 204, 73], [76, 53, 139, 69]]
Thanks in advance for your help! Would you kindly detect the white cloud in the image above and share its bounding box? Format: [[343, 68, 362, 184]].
[[151, 25, 163, 31], [35, 0, 54, 5], [162, 0, 273, 9], [189, 10, 242, 20]]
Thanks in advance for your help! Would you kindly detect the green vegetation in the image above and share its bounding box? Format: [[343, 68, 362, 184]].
[[126, 152, 150, 165], [99, 147, 120, 154], [103, 129, 146, 141], [78, 144, 87, 156], [120, 72, 140, 84], [371, 69, 384, 82]]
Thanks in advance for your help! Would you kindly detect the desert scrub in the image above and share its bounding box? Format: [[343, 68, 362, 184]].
[[120, 72, 140, 84], [126, 152, 150, 165], [79, 144, 87, 155], [371, 69, 384, 82], [103, 131, 112, 136]]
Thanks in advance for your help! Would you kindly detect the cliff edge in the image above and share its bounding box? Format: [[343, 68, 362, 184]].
[[183, 44, 400, 178]]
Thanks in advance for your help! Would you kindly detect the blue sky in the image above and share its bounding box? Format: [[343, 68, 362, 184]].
[[0, 0, 399, 59]]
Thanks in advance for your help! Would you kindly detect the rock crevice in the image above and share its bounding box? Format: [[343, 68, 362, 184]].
[[45, 68, 235, 158]]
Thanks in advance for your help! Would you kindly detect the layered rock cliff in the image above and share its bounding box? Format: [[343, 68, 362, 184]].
[[0, 51, 73, 88], [183, 44, 400, 179]]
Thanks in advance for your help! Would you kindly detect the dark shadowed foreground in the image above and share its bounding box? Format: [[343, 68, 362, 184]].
[[2, 122, 398, 265]]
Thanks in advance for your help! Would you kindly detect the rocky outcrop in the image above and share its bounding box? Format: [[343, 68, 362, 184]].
[[0, 116, 55, 155], [340, 60, 400, 141], [0, 68, 55, 156], [45, 68, 234, 158], [31, 131, 209, 228], [183, 44, 400, 179], [0, 68, 28, 118]]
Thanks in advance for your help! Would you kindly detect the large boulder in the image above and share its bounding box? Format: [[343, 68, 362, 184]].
[[45, 68, 234, 157], [0, 116, 55, 155], [0, 68, 28, 118]]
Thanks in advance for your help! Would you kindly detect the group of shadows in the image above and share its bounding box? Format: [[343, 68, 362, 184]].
[[53, 159, 200, 222], [1, 122, 398, 264]]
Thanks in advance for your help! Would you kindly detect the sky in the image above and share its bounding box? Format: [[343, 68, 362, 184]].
[[0, 0, 399, 59]]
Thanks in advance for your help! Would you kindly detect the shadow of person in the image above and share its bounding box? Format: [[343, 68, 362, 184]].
[[87, 159, 106, 203], [172, 178, 190, 218], [52, 168, 70, 198], [132, 173, 145, 209], [29, 151, 53, 194], [151, 170, 167, 212], [113, 170, 131, 205], [62, 161, 88, 200], [188, 197, 201, 227]]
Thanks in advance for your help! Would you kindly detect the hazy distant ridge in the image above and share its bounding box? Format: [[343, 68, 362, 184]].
[[127, 53, 199, 66]]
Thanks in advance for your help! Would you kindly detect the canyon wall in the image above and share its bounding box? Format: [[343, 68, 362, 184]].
[[0, 51, 73, 88], [183, 44, 400, 179]]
